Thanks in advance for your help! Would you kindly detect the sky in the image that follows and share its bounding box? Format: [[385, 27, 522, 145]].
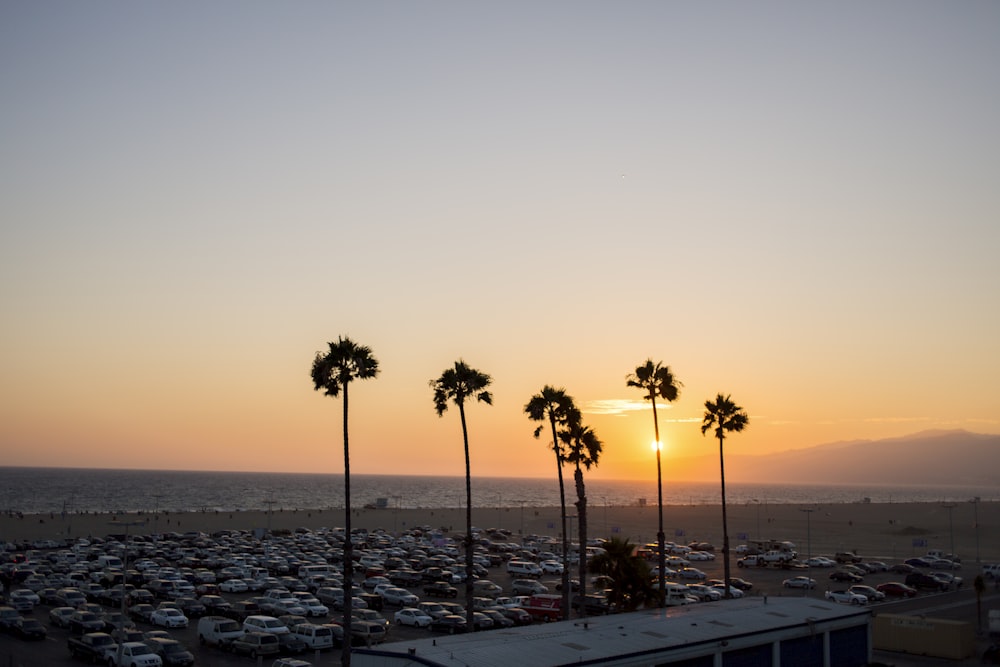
[[1, 2, 998, 483]]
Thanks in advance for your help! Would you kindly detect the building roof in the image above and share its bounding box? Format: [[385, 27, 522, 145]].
[[355, 597, 870, 667]]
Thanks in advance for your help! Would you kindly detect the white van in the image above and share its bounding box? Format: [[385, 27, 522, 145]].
[[664, 583, 693, 607], [197, 615, 244, 646], [506, 560, 543, 577], [291, 622, 334, 650], [983, 563, 1000, 579]]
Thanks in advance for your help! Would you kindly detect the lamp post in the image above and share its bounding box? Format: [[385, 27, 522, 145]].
[[601, 496, 608, 537], [972, 497, 981, 563], [109, 518, 146, 666], [752, 499, 761, 540], [942, 503, 955, 558], [799, 508, 815, 560]]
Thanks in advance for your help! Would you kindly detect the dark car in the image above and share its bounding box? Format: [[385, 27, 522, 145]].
[[145, 637, 195, 667], [277, 631, 309, 655], [68, 610, 105, 634], [829, 570, 862, 584], [480, 609, 514, 628], [226, 599, 262, 621], [906, 572, 946, 591], [889, 563, 917, 575], [229, 631, 280, 658], [498, 607, 531, 626], [423, 581, 459, 598], [198, 595, 232, 616], [571, 594, 613, 615], [176, 597, 206, 618], [130, 603, 156, 623], [429, 614, 469, 634], [12, 617, 47, 640], [876, 581, 918, 598], [904, 557, 932, 568]]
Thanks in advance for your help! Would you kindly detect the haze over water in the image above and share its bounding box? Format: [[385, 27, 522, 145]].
[[2, 468, 993, 516]]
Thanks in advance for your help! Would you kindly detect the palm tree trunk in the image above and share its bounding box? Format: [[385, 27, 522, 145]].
[[574, 465, 587, 621], [719, 434, 732, 599], [459, 402, 474, 630], [550, 414, 569, 620], [341, 385, 353, 666], [651, 395, 665, 607]]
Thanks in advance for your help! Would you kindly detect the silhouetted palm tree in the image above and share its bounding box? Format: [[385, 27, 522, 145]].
[[560, 408, 603, 620], [588, 536, 658, 612], [626, 360, 681, 606], [701, 393, 749, 599], [311, 336, 379, 665], [525, 386, 577, 619], [431, 360, 493, 629]]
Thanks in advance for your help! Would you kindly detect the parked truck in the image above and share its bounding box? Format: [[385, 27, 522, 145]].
[[67, 632, 117, 663], [523, 593, 562, 622]]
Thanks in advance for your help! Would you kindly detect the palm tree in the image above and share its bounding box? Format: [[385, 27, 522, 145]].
[[524, 386, 577, 620], [626, 360, 681, 606], [310, 336, 379, 665], [588, 536, 659, 612], [560, 408, 603, 620], [430, 360, 493, 630], [701, 393, 749, 599]]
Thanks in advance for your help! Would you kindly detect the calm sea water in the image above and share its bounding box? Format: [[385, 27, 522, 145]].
[[1, 467, 993, 516]]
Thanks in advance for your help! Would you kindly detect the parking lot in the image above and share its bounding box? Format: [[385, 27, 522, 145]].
[[1, 527, 992, 666]]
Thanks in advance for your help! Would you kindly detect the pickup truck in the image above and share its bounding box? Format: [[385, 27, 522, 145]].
[[67, 632, 117, 663], [107, 641, 164, 666], [423, 581, 458, 598]]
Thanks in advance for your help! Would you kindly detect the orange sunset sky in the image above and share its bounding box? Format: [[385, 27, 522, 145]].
[[1, 3, 998, 482]]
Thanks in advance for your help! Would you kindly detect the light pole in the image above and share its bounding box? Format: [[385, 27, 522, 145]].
[[942, 503, 955, 558], [752, 499, 761, 540], [263, 497, 277, 535], [601, 496, 608, 537], [972, 497, 981, 563], [110, 518, 146, 666], [799, 508, 815, 560]]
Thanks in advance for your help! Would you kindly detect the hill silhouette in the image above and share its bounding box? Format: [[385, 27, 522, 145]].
[[684, 429, 999, 486]]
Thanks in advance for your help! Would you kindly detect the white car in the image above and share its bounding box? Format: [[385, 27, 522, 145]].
[[783, 576, 816, 590], [540, 560, 564, 574], [685, 584, 721, 601], [150, 608, 190, 628], [825, 590, 868, 605], [219, 579, 249, 593], [379, 587, 420, 607], [806, 557, 836, 568], [270, 598, 308, 616], [394, 608, 432, 627], [8, 589, 40, 607], [710, 584, 744, 598], [243, 614, 290, 635], [687, 551, 716, 561], [292, 593, 329, 617], [677, 568, 707, 581]]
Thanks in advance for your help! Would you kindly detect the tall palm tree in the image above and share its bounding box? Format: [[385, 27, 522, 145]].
[[701, 393, 749, 599], [430, 360, 493, 630], [626, 360, 681, 606], [524, 386, 576, 619], [588, 536, 658, 612], [560, 408, 603, 620], [310, 336, 379, 666]]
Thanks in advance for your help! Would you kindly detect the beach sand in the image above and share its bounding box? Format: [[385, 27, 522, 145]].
[[3, 500, 997, 565]]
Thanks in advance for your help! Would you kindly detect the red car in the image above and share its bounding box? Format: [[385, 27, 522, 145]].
[[876, 582, 917, 598]]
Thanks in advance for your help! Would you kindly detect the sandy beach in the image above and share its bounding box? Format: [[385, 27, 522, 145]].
[[3, 500, 997, 565]]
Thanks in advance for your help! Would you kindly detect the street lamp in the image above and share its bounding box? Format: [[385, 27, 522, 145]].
[[752, 499, 761, 540], [799, 508, 815, 560], [942, 503, 955, 558], [109, 518, 146, 666]]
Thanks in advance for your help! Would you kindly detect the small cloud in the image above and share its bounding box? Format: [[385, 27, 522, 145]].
[[862, 417, 931, 424], [583, 399, 658, 415], [767, 420, 798, 426]]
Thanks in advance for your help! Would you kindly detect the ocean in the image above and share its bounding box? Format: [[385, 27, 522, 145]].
[[1, 467, 993, 516]]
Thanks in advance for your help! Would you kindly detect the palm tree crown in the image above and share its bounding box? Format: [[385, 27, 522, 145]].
[[431, 360, 493, 415], [525, 385, 576, 620], [701, 393, 749, 599], [626, 359, 681, 607], [310, 336, 379, 667], [430, 360, 492, 629]]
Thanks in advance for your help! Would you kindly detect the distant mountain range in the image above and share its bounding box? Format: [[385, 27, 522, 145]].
[[686, 430, 1000, 486]]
